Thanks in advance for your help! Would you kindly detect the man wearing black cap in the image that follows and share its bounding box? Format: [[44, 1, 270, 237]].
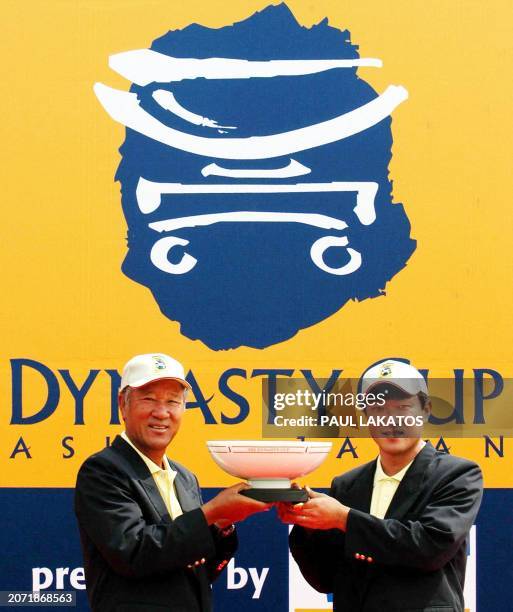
[[280, 359, 483, 612], [75, 353, 269, 612]]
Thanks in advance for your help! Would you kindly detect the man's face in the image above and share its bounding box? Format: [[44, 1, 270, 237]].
[[367, 394, 429, 457], [119, 378, 185, 462]]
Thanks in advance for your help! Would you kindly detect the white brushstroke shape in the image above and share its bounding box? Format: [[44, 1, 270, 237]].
[[201, 159, 311, 178], [148, 225, 362, 276], [136, 177, 378, 225], [109, 49, 383, 86], [150, 236, 197, 274], [93, 82, 408, 160], [152, 89, 236, 130], [310, 236, 362, 275], [149, 211, 348, 232]]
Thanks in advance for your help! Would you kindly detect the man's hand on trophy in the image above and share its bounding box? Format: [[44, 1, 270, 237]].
[[277, 486, 349, 531], [202, 483, 272, 525]]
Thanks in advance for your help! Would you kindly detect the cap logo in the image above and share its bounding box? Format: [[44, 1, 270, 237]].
[[153, 356, 167, 370], [380, 364, 393, 377]]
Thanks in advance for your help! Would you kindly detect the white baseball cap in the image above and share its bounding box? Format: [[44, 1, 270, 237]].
[[361, 359, 428, 396], [120, 353, 191, 391]]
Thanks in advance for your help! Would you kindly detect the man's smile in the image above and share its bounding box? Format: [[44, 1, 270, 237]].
[[148, 424, 169, 431]]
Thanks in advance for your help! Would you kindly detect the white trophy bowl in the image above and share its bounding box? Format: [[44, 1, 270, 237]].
[[206, 440, 332, 489]]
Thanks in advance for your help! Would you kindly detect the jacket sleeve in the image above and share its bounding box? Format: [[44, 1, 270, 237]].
[[344, 462, 483, 571], [189, 474, 238, 582], [206, 526, 238, 582], [74, 455, 217, 578], [289, 525, 344, 593]]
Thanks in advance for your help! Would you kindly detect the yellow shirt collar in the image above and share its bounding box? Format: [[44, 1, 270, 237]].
[[374, 440, 425, 484], [120, 431, 176, 479], [374, 455, 413, 484]]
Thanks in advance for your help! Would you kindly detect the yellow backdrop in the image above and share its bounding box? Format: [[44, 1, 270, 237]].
[[1, 0, 512, 488]]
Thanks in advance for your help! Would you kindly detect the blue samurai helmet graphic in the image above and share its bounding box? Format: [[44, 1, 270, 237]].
[[95, 4, 415, 350]]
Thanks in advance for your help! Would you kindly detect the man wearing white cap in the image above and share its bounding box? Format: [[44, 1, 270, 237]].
[[281, 359, 483, 612], [75, 353, 269, 612]]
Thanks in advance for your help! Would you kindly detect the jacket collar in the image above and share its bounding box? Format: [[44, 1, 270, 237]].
[[341, 440, 436, 519], [168, 464, 200, 513], [384, 441, 436, 519], [110, 435, 198, 518]]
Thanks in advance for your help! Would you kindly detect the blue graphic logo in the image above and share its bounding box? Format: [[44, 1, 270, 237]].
[[95, 4, 415, 350]]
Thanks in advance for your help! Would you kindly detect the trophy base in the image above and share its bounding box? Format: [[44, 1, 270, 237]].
[[240, 488, 308, 503]]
